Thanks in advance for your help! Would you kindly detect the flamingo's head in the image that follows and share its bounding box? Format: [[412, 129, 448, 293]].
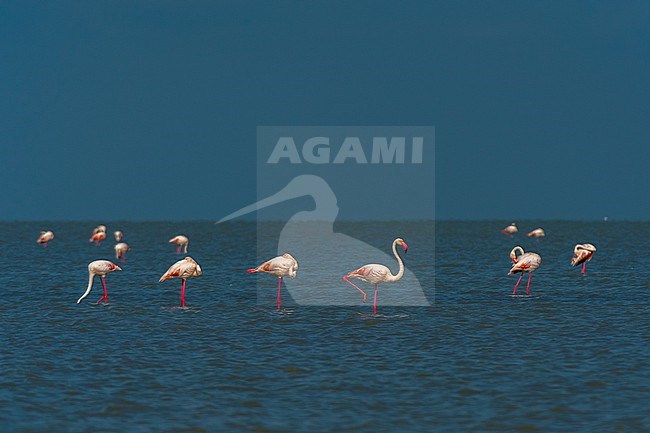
[[396, 238, 408, 253]]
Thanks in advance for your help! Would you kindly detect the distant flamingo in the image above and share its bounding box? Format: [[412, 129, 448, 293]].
[[501, 222, 518, 235], [37, 231, 54, 248], [247, 253, 298, 311], [527, 228, 545, 238], [571, 243, 597, 275], [114, 230, 123, 242], [343, 238, 408, 314], [159, 257, 202, 307], [114, 242, 130, 262], [89, 231, 106, 246], [93, 225, 107, 234], [508, 246, 541, 295], [77, 260, 122, 304], [169, 235, 189, 254]]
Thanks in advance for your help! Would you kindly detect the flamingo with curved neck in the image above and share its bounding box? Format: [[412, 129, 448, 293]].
[[571, 243, 596, 275], [343, 238, 408, 314], [77, 260, 122, 304], [508, 246, 541, 295]]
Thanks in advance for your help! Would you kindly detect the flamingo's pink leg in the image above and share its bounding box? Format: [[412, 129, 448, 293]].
[[526, 272, 532, 295], [372, 284, 378, 315], [96, 277, 108, 303], [342, 276, 367, 302], [43, 243, 47, 248], [512, 273, 524, 295], [581, 262, 586, 275], [276, 278, 282, 311], [180, 279, 186, 307], [176, 245, 181, 254]]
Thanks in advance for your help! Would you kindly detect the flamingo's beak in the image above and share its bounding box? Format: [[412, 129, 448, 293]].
[[402, 241, 408, 253]]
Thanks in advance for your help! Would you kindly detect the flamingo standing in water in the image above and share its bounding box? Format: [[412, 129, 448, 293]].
[[89, 231, 106, 246], [247, 253, 298, 311], [343, 238, 408, 314], [114, 242, 130, 262], [37, 231, 54, 248], [77, 260, 122, 304], [114, 230, 123, 242], [527, 228, 545, 238], [159, 257, 202, 307], [571, 243, 596, 275], [508, 246, 541, 295], [501, 223, 518, 235], [169, 235, 189, 254]]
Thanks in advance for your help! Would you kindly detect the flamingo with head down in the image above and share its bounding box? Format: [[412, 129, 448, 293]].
[[169, 235, 189, 254], [248, 253, 298, 311], [77, 260, 121, 304], [114, 243, 130, 262], [527, 228, 545, 238], [37, 231, 54, 248], [508, 246, 541, 295], [501, 223, 518, 235], [343, 238, 408, 315]]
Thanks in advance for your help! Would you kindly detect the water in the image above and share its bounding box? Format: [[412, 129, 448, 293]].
[[1, 221, 648, 432]]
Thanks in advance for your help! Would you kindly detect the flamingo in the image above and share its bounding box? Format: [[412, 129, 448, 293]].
[[89, 231, 106, 246], [159, 257, 202, 307], [508, 246, 541, 295], [114, 242, 130, 262], [501, 222, 518, 235], [527, 228, 545, 238], [37, 231, 54, 248], [247, 253, 298, 311], [343, 238, 408, 314], [93, 225, 107, 234], [169, 235, 189, 254], [77, 260, 122, 304], [571, 243, 596, 275], [114, 230, 123, 242]]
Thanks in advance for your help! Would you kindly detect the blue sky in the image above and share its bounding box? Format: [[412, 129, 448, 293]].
[[2, 1, 649, 220]]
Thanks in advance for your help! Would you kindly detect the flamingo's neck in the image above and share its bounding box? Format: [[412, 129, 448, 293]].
[[77, 272, 95, 304], [510, 246, 524, 263], [386, 240, 405, 282]]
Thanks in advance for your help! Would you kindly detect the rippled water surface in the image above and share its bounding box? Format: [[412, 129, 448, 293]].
[[1, 221, 648, 432]]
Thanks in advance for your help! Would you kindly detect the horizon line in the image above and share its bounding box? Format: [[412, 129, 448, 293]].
[[1, 218, 647, 223]]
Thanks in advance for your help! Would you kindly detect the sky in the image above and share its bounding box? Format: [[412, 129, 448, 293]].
[[2, 1, 649, 221]]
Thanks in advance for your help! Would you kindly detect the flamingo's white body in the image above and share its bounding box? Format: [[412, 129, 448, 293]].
[[343, 238, 408, 314], [508, 246, 541, 295], [248, 253, 298, 311], [114, 242, 130, 261], [114, 230, 123, 242], [501, 223, 518, 235], [571, 243, 596, 275], [169, 235, 189, 254], [37, 231, 54, 248], [527, 228, 545, 238], [159, 257, 202, 307], [90, 231, 106, 246], [77, 260, 122, 304], [93, 225, 107, 234]]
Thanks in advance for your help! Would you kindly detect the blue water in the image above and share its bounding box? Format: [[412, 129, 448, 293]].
[[1, 221, 648, 432]]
